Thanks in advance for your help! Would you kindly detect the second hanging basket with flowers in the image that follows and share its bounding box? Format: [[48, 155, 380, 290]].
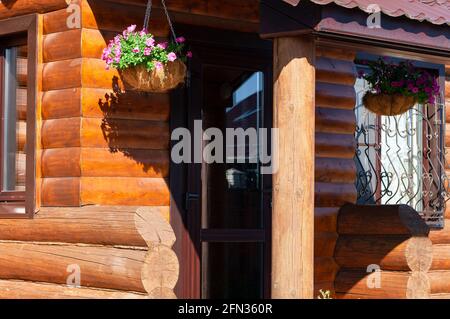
[[358, 57, 440, 116], [101, 0, 192, 93]]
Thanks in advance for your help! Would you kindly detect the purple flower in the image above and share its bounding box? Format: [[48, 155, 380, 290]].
[[186, 51, 193, 58], [167, 52, 177, 62], [176, 36, 186, 43], [155, 61, 164, 70], [412, 87, 419, 93], [357, 70, 365, 78], [157, 42, 168, 50], [144, 47, 152, 56], [127, 25, 137, 33], [428, 96, 436, 104], [146, 38, 155, 47], [424, 87, 432, 93]]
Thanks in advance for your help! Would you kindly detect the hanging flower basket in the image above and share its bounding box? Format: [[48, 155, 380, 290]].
[[363, 92, 417, 116], [358, 57, 440, 116], [120, 59, 187, 93], [101, 0, 191, 93]]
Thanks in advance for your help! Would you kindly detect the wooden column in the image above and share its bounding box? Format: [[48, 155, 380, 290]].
[[272, 36, 315, 299]]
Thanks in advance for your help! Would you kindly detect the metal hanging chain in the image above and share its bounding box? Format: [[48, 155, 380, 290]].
[[143, 0, 178, 41], [143, 0, 152, 31], [160, 0, 178, 41]]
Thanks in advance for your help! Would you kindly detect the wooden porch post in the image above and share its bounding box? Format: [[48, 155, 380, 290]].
[[272, 36, 315, 299]]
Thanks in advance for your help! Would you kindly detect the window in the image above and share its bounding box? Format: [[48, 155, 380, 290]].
[[0, 15, 37, 217], [354, 56, 447, 228]]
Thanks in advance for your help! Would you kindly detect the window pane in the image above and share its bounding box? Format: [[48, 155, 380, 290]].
[[202, 67, 265, 229], [2, 45, 27, 192], [201, 242, 264, 298]]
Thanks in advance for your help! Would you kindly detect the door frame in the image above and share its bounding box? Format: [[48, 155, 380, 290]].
[[170, 26, 273, 299]]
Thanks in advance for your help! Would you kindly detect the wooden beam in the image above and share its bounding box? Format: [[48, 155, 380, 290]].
[[272, 36, 315, 298], [0, 0, 70, 20]]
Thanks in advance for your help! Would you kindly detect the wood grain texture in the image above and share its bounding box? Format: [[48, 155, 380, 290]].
[[82, 117, 169, 149], [315, 182, 356, 207], [42, 117, 81, 148], [42, 59, 82, 91], [80, 148, 169, 178], [272, 36, 315, 299], [82, 88, 170, 121], [0, 0, 70, 19], [43, 29, 82, 62], [41, 177, 81, 206], [0, 242, 147, 292], [315, 158, 355, 183], [80, 177, 170, 206], [42, 88, 82, 119], [0, 206, 169, 247], [335, 270, 430, 299], [0, 280, 149, 299], [316, 82, 356, 110], [42, 148, 81, 177], [335, 235, 432, 272], [316, 107, 355, 134], [315, 133, 356, 159]]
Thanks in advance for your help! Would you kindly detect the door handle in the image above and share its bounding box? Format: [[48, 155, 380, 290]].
[[185, 192, 199, 210]]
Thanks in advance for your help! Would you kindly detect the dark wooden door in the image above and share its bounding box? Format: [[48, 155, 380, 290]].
[[170, 28, 272, 299]]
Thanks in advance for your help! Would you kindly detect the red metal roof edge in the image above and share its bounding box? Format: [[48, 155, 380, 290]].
[[282, 0, 450, 25]]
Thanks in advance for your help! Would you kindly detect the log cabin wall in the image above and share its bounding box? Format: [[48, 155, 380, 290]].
[[314, 45, 358, 297]]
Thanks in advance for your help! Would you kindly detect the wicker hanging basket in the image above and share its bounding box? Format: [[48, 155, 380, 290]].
[[363, 92, 417, 116], [120, 60, 187, 93]]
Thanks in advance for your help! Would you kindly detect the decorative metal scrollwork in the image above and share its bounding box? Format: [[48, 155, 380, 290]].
[[355, 85, 448, 228]]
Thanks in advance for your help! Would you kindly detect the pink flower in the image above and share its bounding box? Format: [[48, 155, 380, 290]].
[[146, 38, 155, 47], [132, 47, 140, 53], [144, 47, 152, 56], [186, 51, 193, 58], [155, 61, 164, 70], [167, 52, 177, 62], [114, 56, 120, 63], [412, 87, 419, 93], [157, 42, 168, 50], [176, 36, 186, 43], [127, 25, 137, 33]]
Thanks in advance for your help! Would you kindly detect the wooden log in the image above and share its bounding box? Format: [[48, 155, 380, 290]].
[[429, 271, 450, 294], [0, 0, 70, 19], [41, 148, 82, 177], [42, 117, 81, 148], [272, 36, 315, 299], [315, 133, 356, 159], [42, 59, 82, 91], [314, 256, 339, 283], [42, 88, 82, 120], [316, 46, 356, 62], [0, 280, 150, 299], [80, 177, 170, 206], [335, 235, 433, 272], [80, 148, 169, 178], [43, 6, 78, 35], [431, 244, 450, 270], [315, 232, 337, 257], [81, 58, 124, 90], [335, 270, 430, 299], [316, 82, 356, 110], [41, 177, 81, 206], [0, 206, 170, 247], [315, 182, 356, 207], [316, 57, 356, 86], [16, 121, 26, 152], [338, 204, 430, 236], [0, 242, 147, 292], [429, 222, 450, 244], [43, 29, 82, 62], [315, 107, 355, 134], [81, 118, 169, 150], [315, 157, 355, 184], [82, 88, 170, 121], [315, 207, 339, 233]]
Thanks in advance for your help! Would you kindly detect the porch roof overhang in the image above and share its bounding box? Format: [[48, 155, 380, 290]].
[[261, 0, 450, 58]]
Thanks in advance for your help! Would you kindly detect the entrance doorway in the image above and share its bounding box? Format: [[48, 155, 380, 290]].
[[170, 28, 272, 299]]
